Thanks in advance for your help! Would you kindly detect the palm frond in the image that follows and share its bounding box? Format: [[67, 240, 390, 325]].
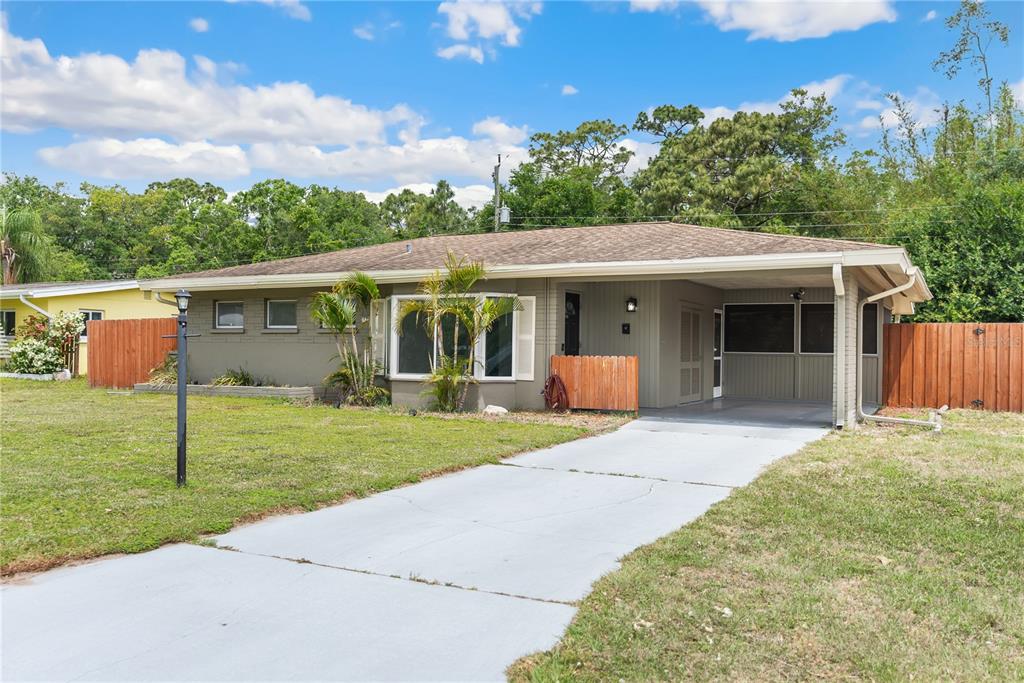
[[310, 291, 356, 335], [336, 271, 380, 309]]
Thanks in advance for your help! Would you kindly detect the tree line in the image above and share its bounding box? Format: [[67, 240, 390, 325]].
[[1, 0, 1020, 321]]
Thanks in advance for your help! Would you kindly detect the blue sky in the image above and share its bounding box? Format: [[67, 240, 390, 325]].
[[2, 0, 1022, 206]]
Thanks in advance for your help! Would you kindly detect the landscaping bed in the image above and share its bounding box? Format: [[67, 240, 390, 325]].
[[511, 409, 1024, 681], [133, 383, 322, 400], [0, 378, 603, 575]]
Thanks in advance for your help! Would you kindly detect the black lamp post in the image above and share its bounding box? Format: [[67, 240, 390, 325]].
[[174, 289, 191, 487]]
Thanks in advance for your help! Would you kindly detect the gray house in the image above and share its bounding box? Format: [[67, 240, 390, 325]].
[[141, 222, 931, 428]]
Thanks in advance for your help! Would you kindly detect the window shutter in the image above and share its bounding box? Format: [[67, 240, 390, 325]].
[[370, 298, 389, 373], [515, 296, 536, 381]]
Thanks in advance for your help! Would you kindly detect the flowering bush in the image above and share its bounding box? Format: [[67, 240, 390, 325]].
[[7, 311, 84, 374], [7, 338, 64, 374]]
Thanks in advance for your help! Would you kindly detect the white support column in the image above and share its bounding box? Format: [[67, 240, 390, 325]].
[[832, 267, 859, 428]]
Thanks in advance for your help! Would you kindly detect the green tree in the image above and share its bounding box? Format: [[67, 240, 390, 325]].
[[932, 0, 1010, 121]]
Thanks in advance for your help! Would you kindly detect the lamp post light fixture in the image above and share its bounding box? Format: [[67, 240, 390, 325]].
[[625, 297, 638, 313], [174, 289, 191, 487]]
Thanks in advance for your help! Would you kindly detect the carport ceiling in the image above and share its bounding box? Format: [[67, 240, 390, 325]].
[[684, 268, 835, 289]]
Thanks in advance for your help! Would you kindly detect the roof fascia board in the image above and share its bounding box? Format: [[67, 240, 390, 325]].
[[0, 281, 141, 300]]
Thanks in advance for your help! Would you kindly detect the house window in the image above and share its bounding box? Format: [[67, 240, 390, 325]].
[[396, 309, 433, 375], [724, 304, 795, 353], [799, 304, 834, 354], [391, 294, 519, 380], [215, 301, 244, 329], [484, 301, 514, 378], [79, 310, 103, 340], [862, 303, 878, 355], [1, 310, 15, 337], [266, 300, 297, 329]]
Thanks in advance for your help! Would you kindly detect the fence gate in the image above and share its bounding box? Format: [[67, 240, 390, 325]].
[[87, 318, 177, 389], [882, 322, 1024, 412], [550, 355, 639, 412]]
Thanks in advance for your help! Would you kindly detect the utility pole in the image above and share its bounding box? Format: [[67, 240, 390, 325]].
[[492, 154, 501, 232]]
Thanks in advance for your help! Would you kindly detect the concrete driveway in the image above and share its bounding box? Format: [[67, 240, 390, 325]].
[[2, 401, 829, 682]]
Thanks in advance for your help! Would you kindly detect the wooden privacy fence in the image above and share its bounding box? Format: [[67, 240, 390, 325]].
[[883, 323, 1024, 412], [87, 318, 177, 389], [550, 355, 639, 412]]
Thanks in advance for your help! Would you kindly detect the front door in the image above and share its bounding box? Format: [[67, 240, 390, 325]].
[[564, 292, 581, 356], [680, 306, 703, 403]]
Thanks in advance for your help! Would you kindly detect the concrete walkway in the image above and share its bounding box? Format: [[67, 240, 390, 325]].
[[2, 404, 829, 682]]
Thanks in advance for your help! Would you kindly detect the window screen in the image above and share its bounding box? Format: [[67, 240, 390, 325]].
[[266, 300, 297, 328], [724, 304, 794, 353], [800, 304, 834, 353], [397, 312, 433, 375], [862, 303, 878, 355], [439, 314, 471, 362], [216, 302, 244, 329], [485, 309, 514, 377]]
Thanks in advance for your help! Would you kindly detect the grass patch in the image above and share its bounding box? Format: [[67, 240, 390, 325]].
[[1, 379, 598, 575], [511, 410, 1024, 681]]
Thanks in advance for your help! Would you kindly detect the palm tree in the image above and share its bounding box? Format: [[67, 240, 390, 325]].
[[0, 206, 50, 284], [396, 251, 521, 411]]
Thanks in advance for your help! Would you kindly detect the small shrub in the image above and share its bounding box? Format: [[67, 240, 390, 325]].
[[7, 338, 64, 374], [211, 367, 270, 387], [324, 352, 390, 406], [148, 353, 178, 386]]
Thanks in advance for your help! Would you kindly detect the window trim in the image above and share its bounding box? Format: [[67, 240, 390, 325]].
[[265, 299, 298, 330], [389, 293, 518, 382], [78, 309, 104, 340], [722, 302, 797, 355], [215, 300, 245, 330]]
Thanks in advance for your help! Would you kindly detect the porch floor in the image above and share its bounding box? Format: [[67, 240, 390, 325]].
[[641, 398, 835, 429]]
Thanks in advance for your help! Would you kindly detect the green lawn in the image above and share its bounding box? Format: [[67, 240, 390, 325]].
[[0, 379, 593, 575], [512, 410, 1024, 681]]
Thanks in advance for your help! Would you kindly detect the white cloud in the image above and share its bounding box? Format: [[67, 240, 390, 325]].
[[694, 0, 896, 41], [857, 87, 942, 131], [620, 138, 661, 176], [703, 74, 851, 121], [0, 21, 419, 146], [629, 0, 678, 12], [248, 134, 526, 185], [227, 0, 312, 21], [359, 183, 494, 209], [1011, 79, 1024, 107], [436, 1, 542, 63], [353, 24, 375, 40], [855, 98, 885, 111], [38, 138, 249, 179], [436, 43, 485, 63], [922, 9, 937, 22], [561, 84, 578, 96], [189, 17, 210, 32], [471, 116, 528, 144], [353, 20, 401, 41]]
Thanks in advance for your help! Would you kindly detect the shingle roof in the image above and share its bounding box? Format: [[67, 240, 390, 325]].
[[171, 222, 890, 279]]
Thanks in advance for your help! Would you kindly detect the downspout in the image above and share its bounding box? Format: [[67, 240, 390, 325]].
[[856, 268, 944, 431], [832, 264, 846, 428], [18, 294, 50, 318]]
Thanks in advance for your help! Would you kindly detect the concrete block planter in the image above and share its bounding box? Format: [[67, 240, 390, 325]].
[[0, 370, 72, 381], [133, 383, 321, 400]]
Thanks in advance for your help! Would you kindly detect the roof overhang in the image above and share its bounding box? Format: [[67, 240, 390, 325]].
[[0, 280, 142, 301], [141, 248, 932, 303]]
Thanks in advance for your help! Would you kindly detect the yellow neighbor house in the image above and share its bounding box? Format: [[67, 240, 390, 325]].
[[0, 280, 174, 374]]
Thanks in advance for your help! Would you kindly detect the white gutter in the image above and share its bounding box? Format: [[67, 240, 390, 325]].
[[18, 294, 50, 318], [856, 267, 944, 432], [141, 248, 915, 293], [0, 280, 141, 300]]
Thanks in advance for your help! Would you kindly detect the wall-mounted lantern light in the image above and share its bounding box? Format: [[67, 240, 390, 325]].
[[625, 297, 638, 313]]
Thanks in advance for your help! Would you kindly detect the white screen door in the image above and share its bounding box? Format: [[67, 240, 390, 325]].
[[680, 307, 703, 403], [713, 309, 723, 398]]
